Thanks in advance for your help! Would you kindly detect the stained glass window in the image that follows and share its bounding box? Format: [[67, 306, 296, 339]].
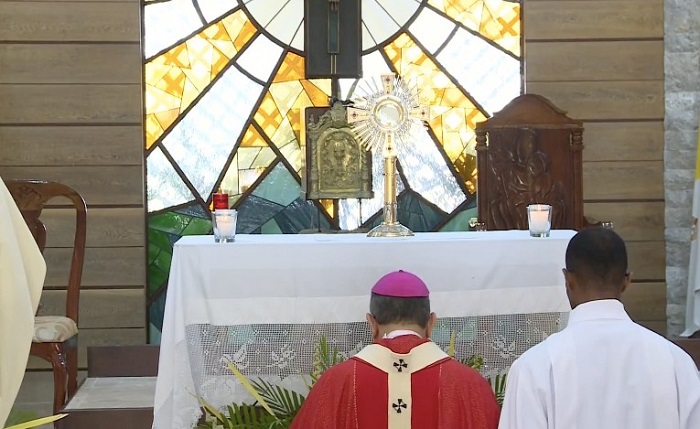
[[144, 0, 523, 342]]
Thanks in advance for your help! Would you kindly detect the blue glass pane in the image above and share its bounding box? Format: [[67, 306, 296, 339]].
[[144, 0, 204, 58], [273, 198, 331, 233], [149, 291, 167, 333], [436, 26, 520, 115], [147, 147, 194, 213], [398, 123, 466, 213], [236, 194, 285, 233], [195, 0, 237, 23], [163, 67, 263, 201], [252, 163, 300, 206]]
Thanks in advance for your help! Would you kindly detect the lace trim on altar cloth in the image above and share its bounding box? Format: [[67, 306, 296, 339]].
[[153, 313, 566, 429]]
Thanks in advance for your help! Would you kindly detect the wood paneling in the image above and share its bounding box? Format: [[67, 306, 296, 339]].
[[0, 2, 140, 42], [622, 282, 666, 321], [44, 247, 145, 288], [39, 289, 145, 329], [582, 121, 663, 162], [583, 161, 663, 200], [0, 84, 142, 124], [524, 1, 663, 41], [41, 208, 145, 248], [525, 81, 664, 121], [0, 166, 144, 205], [0, 125, 143, 166], [584, 202, 664, 241], [0, 44, 141, 84], [27, 328, 146, 369], [627, 241, 665, 281], [526, 41, 663, 82]]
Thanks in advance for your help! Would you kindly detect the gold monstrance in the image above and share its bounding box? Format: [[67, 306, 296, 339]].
[[347, 73, 429, 237]]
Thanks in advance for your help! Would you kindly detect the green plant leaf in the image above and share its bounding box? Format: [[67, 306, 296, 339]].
[[224, 360, 279, 420], [4, 414, 67, 429]]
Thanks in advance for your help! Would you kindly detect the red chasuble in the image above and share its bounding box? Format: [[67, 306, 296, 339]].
[[290, 335, 500, 429]]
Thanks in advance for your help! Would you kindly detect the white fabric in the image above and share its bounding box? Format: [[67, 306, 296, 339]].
[[0, 179, 46, 427], [683, 122, 700, 336], [154, 230, 576, 429], [384, 330, 422, 339], [499, 299, 700, 429], [353, 341, 449, 429]]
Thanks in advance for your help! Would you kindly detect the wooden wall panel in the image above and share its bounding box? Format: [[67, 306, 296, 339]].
[[0, 125, 143, 166], [524, 1, 663, 40], [40, 289, 145, 329], [583, 161, 663, 200], [0, 2, 140, 42], [0, 166, 144, 205], [0, 44, 142, 84], [44, 247, 145, 288], [526, 41, 663, 82], [525, 81, 664, 121], [627, 242, 665, 281], [582, 122, 663, 162], [526, 0, 666, 327], [41, 208, 145, 248], [622, 282, 667, 321], [0, 84, 142, 124], [0, 0, 146, 377], [584, 202, 664, 241]]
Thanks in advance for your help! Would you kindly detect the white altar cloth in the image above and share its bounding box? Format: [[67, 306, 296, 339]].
[[153, 230, 576, 429]]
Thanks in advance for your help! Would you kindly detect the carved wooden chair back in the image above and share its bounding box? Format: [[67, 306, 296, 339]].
[[5, 179, 87, 323]]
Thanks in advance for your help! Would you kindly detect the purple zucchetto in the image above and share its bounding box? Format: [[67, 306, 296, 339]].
[[371, 270, 429, 298]]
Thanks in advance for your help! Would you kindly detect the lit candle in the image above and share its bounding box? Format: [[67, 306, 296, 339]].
[[216, 216, 235, 237], [529, 210, 550, 234]]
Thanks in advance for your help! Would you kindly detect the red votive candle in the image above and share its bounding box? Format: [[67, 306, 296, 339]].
[[213, 189, 229, 211]]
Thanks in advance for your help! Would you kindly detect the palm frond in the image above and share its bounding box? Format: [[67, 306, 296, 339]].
[[249, 378, 304, 418]]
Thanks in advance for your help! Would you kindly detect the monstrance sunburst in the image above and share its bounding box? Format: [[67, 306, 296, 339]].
[[347, 73, 429, 237]]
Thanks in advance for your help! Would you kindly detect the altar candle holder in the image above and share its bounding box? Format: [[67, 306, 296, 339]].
[[527, 204, 552, 238], [212, 209, 237, 243], [213, 189, 229, 211]]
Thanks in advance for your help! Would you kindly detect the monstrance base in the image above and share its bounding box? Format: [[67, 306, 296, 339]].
[[367, 222, 414, 238]]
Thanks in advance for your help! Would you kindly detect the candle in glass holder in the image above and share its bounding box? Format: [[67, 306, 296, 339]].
[[213, 188, 229, 211], [213, 209, 237, 243], [527, 204, 552, 237]]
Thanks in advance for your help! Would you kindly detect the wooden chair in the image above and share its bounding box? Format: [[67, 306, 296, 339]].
[[5, 179, 87, 414], [475, 94, 586, 230]]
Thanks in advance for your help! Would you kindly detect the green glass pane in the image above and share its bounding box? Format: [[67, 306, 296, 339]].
[[182, 216, 212, 235], [252, 163, 300, 206], [148, 229, 172, 263], [440, 206, 478, 231], [149, 212, 191, 235], [148, 265, 169, 296], [261, 218, 283, 234]]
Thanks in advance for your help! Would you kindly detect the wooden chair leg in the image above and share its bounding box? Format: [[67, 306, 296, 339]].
[[66, 343, 78, 398], [49, 343, 68, 415]]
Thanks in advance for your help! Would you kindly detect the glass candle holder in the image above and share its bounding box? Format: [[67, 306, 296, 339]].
[[527, 204, 552, 238], [212, 209, 237, 243]]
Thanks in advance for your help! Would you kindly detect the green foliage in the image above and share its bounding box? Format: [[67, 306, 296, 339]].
[[310, 336, 343, 385], [488, 373, 508, 406]]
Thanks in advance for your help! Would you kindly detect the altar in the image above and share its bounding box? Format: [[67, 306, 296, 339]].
[[152, 230, 576, 429]]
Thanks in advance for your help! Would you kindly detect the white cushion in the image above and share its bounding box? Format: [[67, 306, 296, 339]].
[[33, 315, 78, 342]]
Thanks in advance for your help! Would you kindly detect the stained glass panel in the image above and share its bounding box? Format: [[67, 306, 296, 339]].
[[144, 0, 522, 341]]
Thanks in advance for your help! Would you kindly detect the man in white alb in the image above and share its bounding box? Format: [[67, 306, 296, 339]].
[[499, 227, 700, 429], [0, 178, 46, 427]]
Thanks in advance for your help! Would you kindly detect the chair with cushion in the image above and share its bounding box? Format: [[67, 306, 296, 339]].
[[4, 179, 87, 415]]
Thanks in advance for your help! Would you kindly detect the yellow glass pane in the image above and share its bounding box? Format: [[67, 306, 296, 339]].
[[240, 125, 268, 148], [254, 93, 283, 138], [319, 199, 335, 219], [269, 81, 304, 118], [274, 52, 305, 82], [144, 10, 257, 149], [428, 0, 521, 57]]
